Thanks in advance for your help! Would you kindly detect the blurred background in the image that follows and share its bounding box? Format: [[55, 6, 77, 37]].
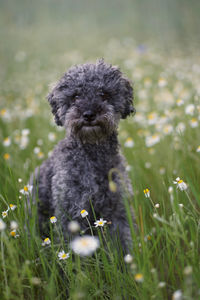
[[0, 0, 200, 181], [1, 0, 200, 66]]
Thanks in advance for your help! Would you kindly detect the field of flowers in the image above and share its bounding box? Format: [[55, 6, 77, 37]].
[[1, 2, 200, 299]]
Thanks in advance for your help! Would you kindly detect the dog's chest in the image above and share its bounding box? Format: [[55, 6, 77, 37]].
[[51, 144, 120, 214]]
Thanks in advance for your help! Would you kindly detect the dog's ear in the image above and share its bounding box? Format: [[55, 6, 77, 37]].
[[121, 77, 135, 119], [47, 80, 70, 126]]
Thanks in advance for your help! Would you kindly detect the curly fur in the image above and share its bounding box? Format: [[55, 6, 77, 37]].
[[30, 59, 136, 252]]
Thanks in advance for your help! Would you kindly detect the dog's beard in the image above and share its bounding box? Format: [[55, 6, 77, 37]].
[[64, 106, 119, 143]]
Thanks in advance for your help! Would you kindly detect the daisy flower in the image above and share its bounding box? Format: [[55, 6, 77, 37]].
[[176, 99, 184, 106], [94, 218, 107, 227], [58, 250, 70, 260], [124, 254, 133, 264], [80, 210, 88, 218], [70, 235, 99, 256], [10, 230, 19, 238], [4, 153, 10, 160], [189, 118, 198, 128], [20, 184, 33, 195], [173, 177, 187, 191], [124, 137, 134, 148], [42, 237, 51, 246], [50, 216, 57, 223], [3, 137, 11, 147], [10, 221, 18, 230], [2, 210, 8, 218], [158, 77, 167, 87], [0, 218, 6, 231], [185, 104, 195, 115], [48, 132, 56, 142], [145, 134, 160, 147], [172, 290, 182, 300], [143, 188, 150, 198], [158, 282, 166, 288], [68, 221, 80, 233], [9, 204, 17, 211], [134, 273, 144, 283]]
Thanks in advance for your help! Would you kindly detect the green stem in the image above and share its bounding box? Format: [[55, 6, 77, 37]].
[[1, 233, 9, 298]]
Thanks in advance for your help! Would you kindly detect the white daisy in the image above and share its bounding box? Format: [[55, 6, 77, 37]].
[[42, 237, 51, 246], [173, 177, 187, 191], [172, 290, 182, 300], [144, 188, 150, 198], [2, 210, 8, 218], [124, 254, 133, 264], [20, 184, 33, 195], [70, 235, 99, 256], [10, 221, 18, 230], [58, 250, 70, 260], [50, 216, 57, 223], [80, 210, 88, 218], [0, 218, 6, 231], [185, 104, 195, 115], [124, 137, 134, 148], [9, 204, 17, 211], [68, 221, 80, 233], [3, 137, 11, 147], [94, 218, 107, 227], [145, 134, 160, 147]]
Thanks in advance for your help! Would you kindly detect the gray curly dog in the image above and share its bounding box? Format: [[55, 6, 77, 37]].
[[30, 59, 136, 252]]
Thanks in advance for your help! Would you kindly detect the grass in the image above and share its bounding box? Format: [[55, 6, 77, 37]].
[[1, 4, 200, 299]]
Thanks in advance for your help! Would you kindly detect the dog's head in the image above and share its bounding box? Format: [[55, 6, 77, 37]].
[[48, 59, 135, 143]]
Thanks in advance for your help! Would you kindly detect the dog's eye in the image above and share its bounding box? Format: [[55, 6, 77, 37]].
[[99, 92, 109, 101], [73, 94, 80, 101]]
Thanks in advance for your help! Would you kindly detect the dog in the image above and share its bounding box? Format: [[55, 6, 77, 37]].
[[30, 59, 136, 252]]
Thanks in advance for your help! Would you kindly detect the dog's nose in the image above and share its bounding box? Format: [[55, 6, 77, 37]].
[[83, 111, 95, 121]]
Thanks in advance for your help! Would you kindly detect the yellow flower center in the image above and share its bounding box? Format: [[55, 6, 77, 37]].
[[81, 239, 89, 246], [44, 238, 49, 243], [61, 253, 67, 259], [2, 212, 7, 216], [178, 180, 183, 184], [144, 189, 149, 194], [81, 210, 86, 214], [148, 114, 154, 120], [126, 138, 133, 142], [24, 186, 28, 191], [10, 231, 16, 237], [191, 118, 197, 122], [99, 221, 103, 225], [10, 204, 14, 208], [0, 109, 6, 116], [135, 273, 143, 280], [50, 216, 56, 220], [4, 153, 10, 160]]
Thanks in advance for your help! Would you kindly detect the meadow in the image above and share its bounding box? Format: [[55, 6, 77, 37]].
[[1, 1, 200, 299]]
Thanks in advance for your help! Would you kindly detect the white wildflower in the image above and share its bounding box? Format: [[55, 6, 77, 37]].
[[124, 254, 133, 264], [80, 210, 88, 218], [94, 218, 107, 227], [173, 177, 187, 191], [58, 250, 70, 260], [0, 218, 6, 231], [20, 184, 33, 195], [70, 235, 99, 256], [185, 104, 195, 115], [172, 290, 182, 300]]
